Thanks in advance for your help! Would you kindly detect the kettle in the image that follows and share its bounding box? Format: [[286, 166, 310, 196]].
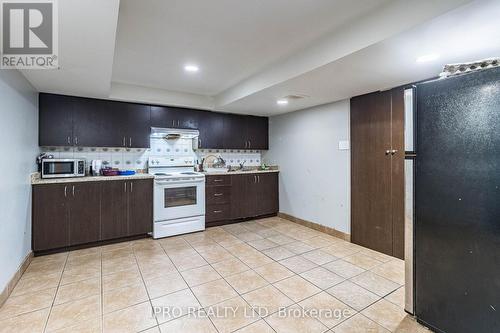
[[90, 160, 102, 176]]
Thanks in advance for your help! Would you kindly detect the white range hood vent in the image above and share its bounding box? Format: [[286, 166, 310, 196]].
[[150, 127, 199, 140]]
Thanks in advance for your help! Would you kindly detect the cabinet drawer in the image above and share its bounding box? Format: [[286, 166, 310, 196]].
[[206, 186, 231, 205], [206, 175, 231, 186], [206, 204, 231, 222]]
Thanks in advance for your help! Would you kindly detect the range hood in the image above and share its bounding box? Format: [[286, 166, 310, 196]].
[[150, 127, 199, 140]]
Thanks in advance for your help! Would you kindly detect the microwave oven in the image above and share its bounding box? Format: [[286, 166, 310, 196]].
[[41, 159, 86, 179]]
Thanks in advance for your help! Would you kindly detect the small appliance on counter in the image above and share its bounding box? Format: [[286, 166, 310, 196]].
[[41, 158, 85, 179], [90, 160, 102, 176]]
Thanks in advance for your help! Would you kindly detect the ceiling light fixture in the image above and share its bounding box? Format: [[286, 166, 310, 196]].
[[416, 53, 440, 63], [277, 99, 288, 105], [184, 64, 199, 72]]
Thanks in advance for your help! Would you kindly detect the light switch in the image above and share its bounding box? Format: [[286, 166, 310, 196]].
[[338, 140, 350, 150]]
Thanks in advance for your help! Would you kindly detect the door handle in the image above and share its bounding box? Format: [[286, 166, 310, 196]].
[[124, 182, 127, 192], [75, 137, 78, 145], [385, 150, 391, 155], [129, 137, 132, 147], [257, 175, 260, 183], [64, 185, 67, 197], [214, 193, 223, 196], [198, 138, 202, 148], [248, 140, 251, 149], [391, 149, 398, 155], [254, 175, 257, 183], [213, 210, 222, 213], [123, 137, 126, 146], [67, 136, 71, 145], [72, 185, 75, 197], [214, 179, 223, 182], [130, 182, 133, 192]]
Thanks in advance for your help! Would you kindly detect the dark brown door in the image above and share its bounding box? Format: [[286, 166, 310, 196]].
[[128, 179, 153, 235], [122, 103, 151, 148], [246, 116, 269, 150], [68, 182, 101, 245], [32, 184, 69, 251], [351, 91, 394, 256], [73, 98, 124, 147], [223, 114, 248, 149], [256, 173, 279, 215], [198, 111, 224, 148], [151, 106, 199, 129], [101, 180, 128, 240], [390, 88, 405, 259], [39, 94, 74, 146]]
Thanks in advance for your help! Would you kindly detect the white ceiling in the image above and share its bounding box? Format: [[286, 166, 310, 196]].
[[112, 0, 390, 96], [20, 0, 500, 115]]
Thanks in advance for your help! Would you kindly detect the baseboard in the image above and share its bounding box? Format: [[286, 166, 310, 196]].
[[0, 251, 33, 307], [278, 212, 351, 242]]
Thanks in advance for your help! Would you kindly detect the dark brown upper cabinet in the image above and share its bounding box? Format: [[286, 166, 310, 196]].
[[39, 93, 151, 148], [151, 105, 199, 129], [73, 97, 123, 147], [197, 111, 224, 149], [39, 94, 75, 146], [39, 93, 268, 150], [223, 114, 269, 150]]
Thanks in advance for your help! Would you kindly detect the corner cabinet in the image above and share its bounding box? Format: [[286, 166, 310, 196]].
[[205, 172, 278, 227], [32, 179, 153, 253]]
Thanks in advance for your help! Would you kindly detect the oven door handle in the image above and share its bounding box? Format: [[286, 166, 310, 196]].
[[155, 179, 205, 186]]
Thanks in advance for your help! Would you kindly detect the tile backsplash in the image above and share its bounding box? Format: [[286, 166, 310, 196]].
[[41, 138, 262, 172]]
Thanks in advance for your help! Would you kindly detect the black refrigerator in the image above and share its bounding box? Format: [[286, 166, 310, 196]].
[[413, 67, 500, 333]]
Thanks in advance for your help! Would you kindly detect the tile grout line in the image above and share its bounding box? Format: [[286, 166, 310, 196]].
[[42, 252, 69, 333]]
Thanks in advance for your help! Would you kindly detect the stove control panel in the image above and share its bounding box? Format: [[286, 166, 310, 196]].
[[149, 156, 195, 168]]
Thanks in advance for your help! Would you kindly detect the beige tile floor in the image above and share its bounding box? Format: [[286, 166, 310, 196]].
[[0, 217, 430, 333]]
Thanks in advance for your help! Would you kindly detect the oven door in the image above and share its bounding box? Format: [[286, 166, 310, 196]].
[[154, 178, 205, 222], [42, 160, 76, 178]]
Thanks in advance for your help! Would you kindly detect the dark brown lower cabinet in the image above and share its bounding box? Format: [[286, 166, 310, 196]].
[[128, 179, 153, 235], [33, 184, 70, 251], [101, 181, 128, 240], [69, 183, 101, 246], [205, 173, 279, 227], [32, 179, 153, 253], [351, 88, 404, 259]]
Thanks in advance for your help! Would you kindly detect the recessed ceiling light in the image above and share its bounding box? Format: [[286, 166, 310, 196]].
[[277, 99, 288, 105], [416, 53, 440, 63], [184, 64, 199, 72]]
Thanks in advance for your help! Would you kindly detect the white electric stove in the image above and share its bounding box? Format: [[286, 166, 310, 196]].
[[148, 156, 205, 239]]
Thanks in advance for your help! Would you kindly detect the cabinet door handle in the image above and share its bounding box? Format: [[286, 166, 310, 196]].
[[258, 175, 260, 183], [67, 136, 71, 144], [213, 210, 222, 213], [248, 140, 251, 149], [129, 137, 132, 147], [254, 175, 257, 183], [214, 179, 223, 182], [72, 185, 75, 197], [198, 138, 202, 148], [391, 149, 398, 155], [172, 120, 175, 126], [75, 137, 78, 145], [130, 182, 133, 192], [124, 182, 127, 192], [64, 185, 67, 197], [385, 150, 391, 155], [214, 193, 223, 196], [123, 137, 126, 146], [178, 120, 180, 127]]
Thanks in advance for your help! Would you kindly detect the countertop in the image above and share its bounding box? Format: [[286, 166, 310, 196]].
[[202, 169, 279, 176], [31, 172, 154, 185]]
